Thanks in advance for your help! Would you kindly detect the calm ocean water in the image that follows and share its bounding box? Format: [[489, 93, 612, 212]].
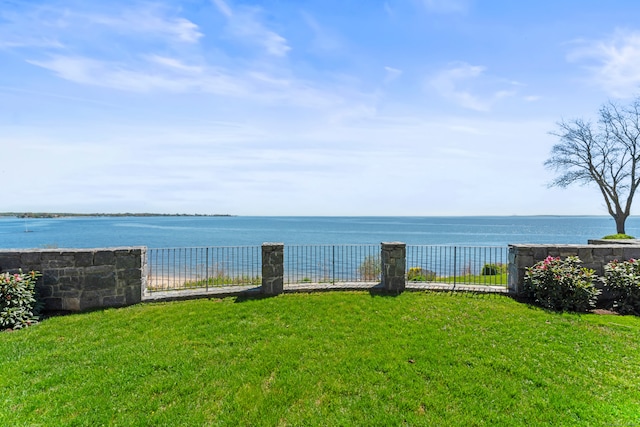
[[1, 216, 638, 249]]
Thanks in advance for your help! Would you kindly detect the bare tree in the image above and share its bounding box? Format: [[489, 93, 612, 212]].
[[545, 98, 640, 235]]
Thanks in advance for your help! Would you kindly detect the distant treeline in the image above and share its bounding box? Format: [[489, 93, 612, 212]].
[[0, 213, 235, 218]]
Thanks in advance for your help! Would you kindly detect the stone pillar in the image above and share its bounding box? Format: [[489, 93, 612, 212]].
[[262, 243, 284, 295], [507, 245, 524, 295], [381, 242, 406, 293]]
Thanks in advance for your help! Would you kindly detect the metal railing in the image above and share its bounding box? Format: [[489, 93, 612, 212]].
[[146, 244, 509, 292], [147, 246, 261, 292], [406, 245, 508, 287], [284, 244, 380, 284]]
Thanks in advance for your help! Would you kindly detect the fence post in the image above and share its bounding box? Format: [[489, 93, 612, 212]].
[[262, 243, 284, 295], [381, 242, 406, 293]]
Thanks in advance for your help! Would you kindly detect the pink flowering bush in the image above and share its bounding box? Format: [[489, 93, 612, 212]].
[[524, 256, 599, 312], [0, 269, 41, 330], [603, 259, 640, 315]]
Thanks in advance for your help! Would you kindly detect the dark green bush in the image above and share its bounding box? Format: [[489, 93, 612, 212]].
[[0, 269, 41, 330], [603, 259, 640, 316], [524, 256, 599, 313], [481, 263, 506, 276]]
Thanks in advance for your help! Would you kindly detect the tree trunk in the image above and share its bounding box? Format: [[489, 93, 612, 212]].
[[615, 214, 627, 235]]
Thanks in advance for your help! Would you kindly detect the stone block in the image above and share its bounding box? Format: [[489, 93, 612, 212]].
[[84, 265, 114, 275], [125, 286, 142, 304], [62, 297, 81, 311], [94, 251, 116, 265], [115, 253, 139, 269], [592, 247, 613, 258], [622, 248, 640, 261], [58, 283, 82, 293], [0, 254, 22, 270], [21, 252, 42, 265], [84, 272, 116, 291], [577, 248, 594, 263], [120, 268, 142, 282], [532, 247, 548, 260], [74, 252, 94, 267], [44, 259, 73, 269], [41, 273, 59, 286], [44, 297, 63, 311], [79, 292, 101, 310], [517, 255, 534, 268], [103, 295, 127, 307]]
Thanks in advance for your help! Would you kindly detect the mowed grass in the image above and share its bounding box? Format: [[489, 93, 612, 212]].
[[1, 292, 639, 426]]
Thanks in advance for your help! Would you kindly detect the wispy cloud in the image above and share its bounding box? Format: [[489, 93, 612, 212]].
[[429, 62, 517, 111], [0, 2, 203, 49], [104, 8, 203, 43], [3, 1, 364, 110], [26, 55, 250, 96], [301, 11, 345, 55], [568, 30, 640, 98], [212, 0, 291, 57], [384, 66, 403, 83]]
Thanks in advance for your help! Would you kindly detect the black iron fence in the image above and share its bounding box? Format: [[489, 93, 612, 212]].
[[146, 244, 509, 292], [147, 246, 261, 291], [406, 245, 508, 286], [284, 244, 380, 284]]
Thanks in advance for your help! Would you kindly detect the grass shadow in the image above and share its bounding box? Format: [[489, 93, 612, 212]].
[[368, 283, 403, 297], [233, 293, 279, 303]]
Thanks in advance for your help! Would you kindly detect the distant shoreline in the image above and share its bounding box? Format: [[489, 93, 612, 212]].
[[0, 213, 236, 219]]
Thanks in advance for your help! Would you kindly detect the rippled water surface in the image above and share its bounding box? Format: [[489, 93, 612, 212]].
[[0, 216, 637, 249]]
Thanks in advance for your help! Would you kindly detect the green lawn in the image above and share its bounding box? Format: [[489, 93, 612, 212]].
[[430, 272, 508, 286], [1, 292, 639, 426]]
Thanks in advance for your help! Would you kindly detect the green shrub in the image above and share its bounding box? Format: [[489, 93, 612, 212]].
[[603, 259, 640, 316], [602, 234, 635, 239], [481, 263, 506, 276], [524, 256, 599, 313], [407, 267, 437, 282], [358, 255, 381, 281], [0, 269, 41, 330]]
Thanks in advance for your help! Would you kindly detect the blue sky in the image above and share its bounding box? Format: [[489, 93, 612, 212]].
[[2, 0, 640, 215]]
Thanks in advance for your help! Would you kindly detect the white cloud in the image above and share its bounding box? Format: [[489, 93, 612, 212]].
[[84, 4, 203, 43], [384, 66, 403, 83], [27, 55, 247, 95], [146, 55, 204, 74], [0, 3, 203, 47], [213, 0, 291, 57], [429, 63, 491, 111], [211, 0, 233, 18], [26, 53, 360, 109], [3, 0, 372, 112], [301, 11, 344, 54], [0, 38, 64, 50], [429, 62, 518, 112], [568, 30, 640, 98]]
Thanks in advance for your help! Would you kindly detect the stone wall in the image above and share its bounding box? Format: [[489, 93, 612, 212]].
[[508, 243, 640, 298], [0, 248, 145, 312]]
